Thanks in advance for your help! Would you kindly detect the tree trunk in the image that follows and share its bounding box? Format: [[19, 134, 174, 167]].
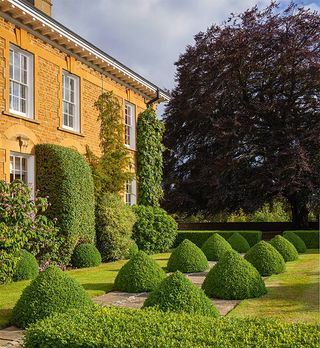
[[290, 198, 309, 229]]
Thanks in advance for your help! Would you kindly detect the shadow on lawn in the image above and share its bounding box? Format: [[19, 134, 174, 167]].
[[0, 308, 11, 328], [82, 283, 114, 293]]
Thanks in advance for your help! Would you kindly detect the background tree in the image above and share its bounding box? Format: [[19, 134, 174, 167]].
[[137, 108, 165, 206], [163, 2, 320, 227]]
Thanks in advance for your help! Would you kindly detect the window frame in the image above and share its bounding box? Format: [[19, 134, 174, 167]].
[[62, 70, 80, 132], [9, 44, 34, 119], [125, 178, 137, 206], [124, 102, 136, 150], [10, 152, 35, 195]]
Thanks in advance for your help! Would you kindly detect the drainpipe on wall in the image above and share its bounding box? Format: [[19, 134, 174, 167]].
[[146, 89, 161, 108]]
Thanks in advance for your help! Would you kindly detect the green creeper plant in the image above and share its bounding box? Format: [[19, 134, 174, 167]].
[[137, 108, 165, 206]]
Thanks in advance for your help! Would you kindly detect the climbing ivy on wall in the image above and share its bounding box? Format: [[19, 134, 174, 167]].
[[86, 91, 132, 195], [137, 108, 165, 206]]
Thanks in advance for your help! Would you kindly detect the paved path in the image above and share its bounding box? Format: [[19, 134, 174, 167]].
[[0, 327, 23, 348]]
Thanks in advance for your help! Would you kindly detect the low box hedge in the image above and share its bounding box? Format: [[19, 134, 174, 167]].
[[24, 307, 319, 348], [283, 230, 319, 249], [175, 230, 262, 248]]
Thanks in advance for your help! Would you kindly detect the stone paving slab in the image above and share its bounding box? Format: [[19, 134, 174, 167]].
[[0, 327, 23, 348]]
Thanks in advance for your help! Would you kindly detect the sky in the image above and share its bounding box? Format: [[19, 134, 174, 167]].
[[53, 0, 320, 114]]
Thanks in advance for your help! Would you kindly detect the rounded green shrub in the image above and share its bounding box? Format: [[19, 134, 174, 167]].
[[126, 240, 139, 259], [96, 192, 136, 261], [201, 233, 233, 261], [13, 250, 39, 281], [269, 235, 298, 262], [228, 233, 250, 253], [143, 271, 219, 317], [167, 239, 208, 273], [283, 232, 307, 253], [36, 144, 95, 264], [71, 244, 102, 268], [11, 265, 93, 328], [202, 250, 266, 299], [114, 251, 166, 292], [244, 241, 285, 276], [132, 206, 177, 254]]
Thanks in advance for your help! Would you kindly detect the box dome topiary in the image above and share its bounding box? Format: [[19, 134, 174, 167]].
[[202, 250, 266, 299], [143, 271, 219, 317], [13, 250, 39, 282], [269, 235, 298, 262], [201, 234, 233, 261], [11, 265, 93, 328], [167, 239, 208, 273], [71, 244, 102, 268], [244, 241, 285, 276], [228, 233, 250, 253], [283, 232, 307, 253], [114, 251, 166, 292]]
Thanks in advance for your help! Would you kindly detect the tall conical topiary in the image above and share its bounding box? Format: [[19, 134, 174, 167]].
[[13, 250, 39, 281], [283, 232, 307, 253], [11, 266, 93, 328], [201, 234, 232, 261], [228, 233, 250, 253], [244, 241, 285, 276], [143, 271, 219, 317], [269, 235, 298, 262], [202, 250, 266, 300], [167, 239, 208, 273], [114, 251, 166, 292]]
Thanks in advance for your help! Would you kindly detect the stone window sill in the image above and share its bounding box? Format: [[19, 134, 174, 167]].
[[57, 127, 85, 137], [2, 111, 40, 125]]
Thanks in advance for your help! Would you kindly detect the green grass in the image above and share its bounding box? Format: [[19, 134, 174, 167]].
[[228, 250, 320, 324], [0, 253, 170, 329]]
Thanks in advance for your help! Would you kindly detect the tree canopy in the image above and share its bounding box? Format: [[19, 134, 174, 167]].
[[163, 2, 320, 227]]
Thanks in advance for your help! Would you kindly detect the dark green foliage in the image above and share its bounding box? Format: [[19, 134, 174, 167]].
[[202, 250, 266, 300], [71, 244, 102, 268], [137, 108, 165, 206], [284, 230, 319, 249], [11, 265, 93, 328], [114, 251, 166, 292], [143, 271, 219, 317], [167, 239, 208, 273], [269, 235, 298, 262], [25, 307, 319, 348], [13, 250, 38, 281], [228, 233, 250, 253], [86, 92, 132, 195], [175, 230, 262, 247], [201, 233, 233, 261], [245, 241, 286, 276], [95, 192, 136, 261], [132, 206, 177, 254], [283, 231, 307, 253], [36, 144, 95, 264]]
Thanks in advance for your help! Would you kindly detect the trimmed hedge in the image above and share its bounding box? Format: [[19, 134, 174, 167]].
[[132, 206, 178, 254], [269, 235, 298, 262], [24, 307, 320, 348], [228, 233, 250, 253], [36, 144, 95, 264], [126, 240, 139, 258], [71, 244, 102, 268], [143, 271, 219, 317], [202, 250, 266, 299], [167, 239, 208, 273], [114, 251, 166, 292], [13, 250, 38, 281], [201, 233, 233, 261], [245, 241, 285, 276], [175, 230, 262, 247], [11, 265, 93, 328], [284, 230, 319, 249], [283, 231, 307, 253]]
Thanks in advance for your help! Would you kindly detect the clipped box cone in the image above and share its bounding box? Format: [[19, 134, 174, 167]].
[[283, 232, 307, 253], [201, 234, 232, 261], [269, 235, 298, 262], [228, 233, 250, 253]]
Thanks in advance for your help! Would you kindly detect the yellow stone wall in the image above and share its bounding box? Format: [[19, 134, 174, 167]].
[[0, 16, 147, 186]]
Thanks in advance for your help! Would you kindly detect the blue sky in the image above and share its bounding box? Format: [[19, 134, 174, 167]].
[[53, 0, 319, 111]]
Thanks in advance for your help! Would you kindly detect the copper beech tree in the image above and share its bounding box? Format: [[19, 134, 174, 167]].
[[163, 3, 320, 227]]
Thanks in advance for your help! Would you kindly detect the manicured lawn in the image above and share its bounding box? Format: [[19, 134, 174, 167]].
[[228, 250, 320, 324], [0, 253, 170, 329]]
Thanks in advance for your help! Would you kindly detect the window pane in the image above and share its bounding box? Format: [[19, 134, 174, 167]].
[[15, 157, 20, 171]]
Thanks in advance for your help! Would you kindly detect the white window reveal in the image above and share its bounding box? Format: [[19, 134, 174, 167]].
[[125, 178, 137, 206], [62, 71, 80, 132], [124, 102, 136, 149], [10, 152, 35, 193], [9, 45, 34, 118]]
